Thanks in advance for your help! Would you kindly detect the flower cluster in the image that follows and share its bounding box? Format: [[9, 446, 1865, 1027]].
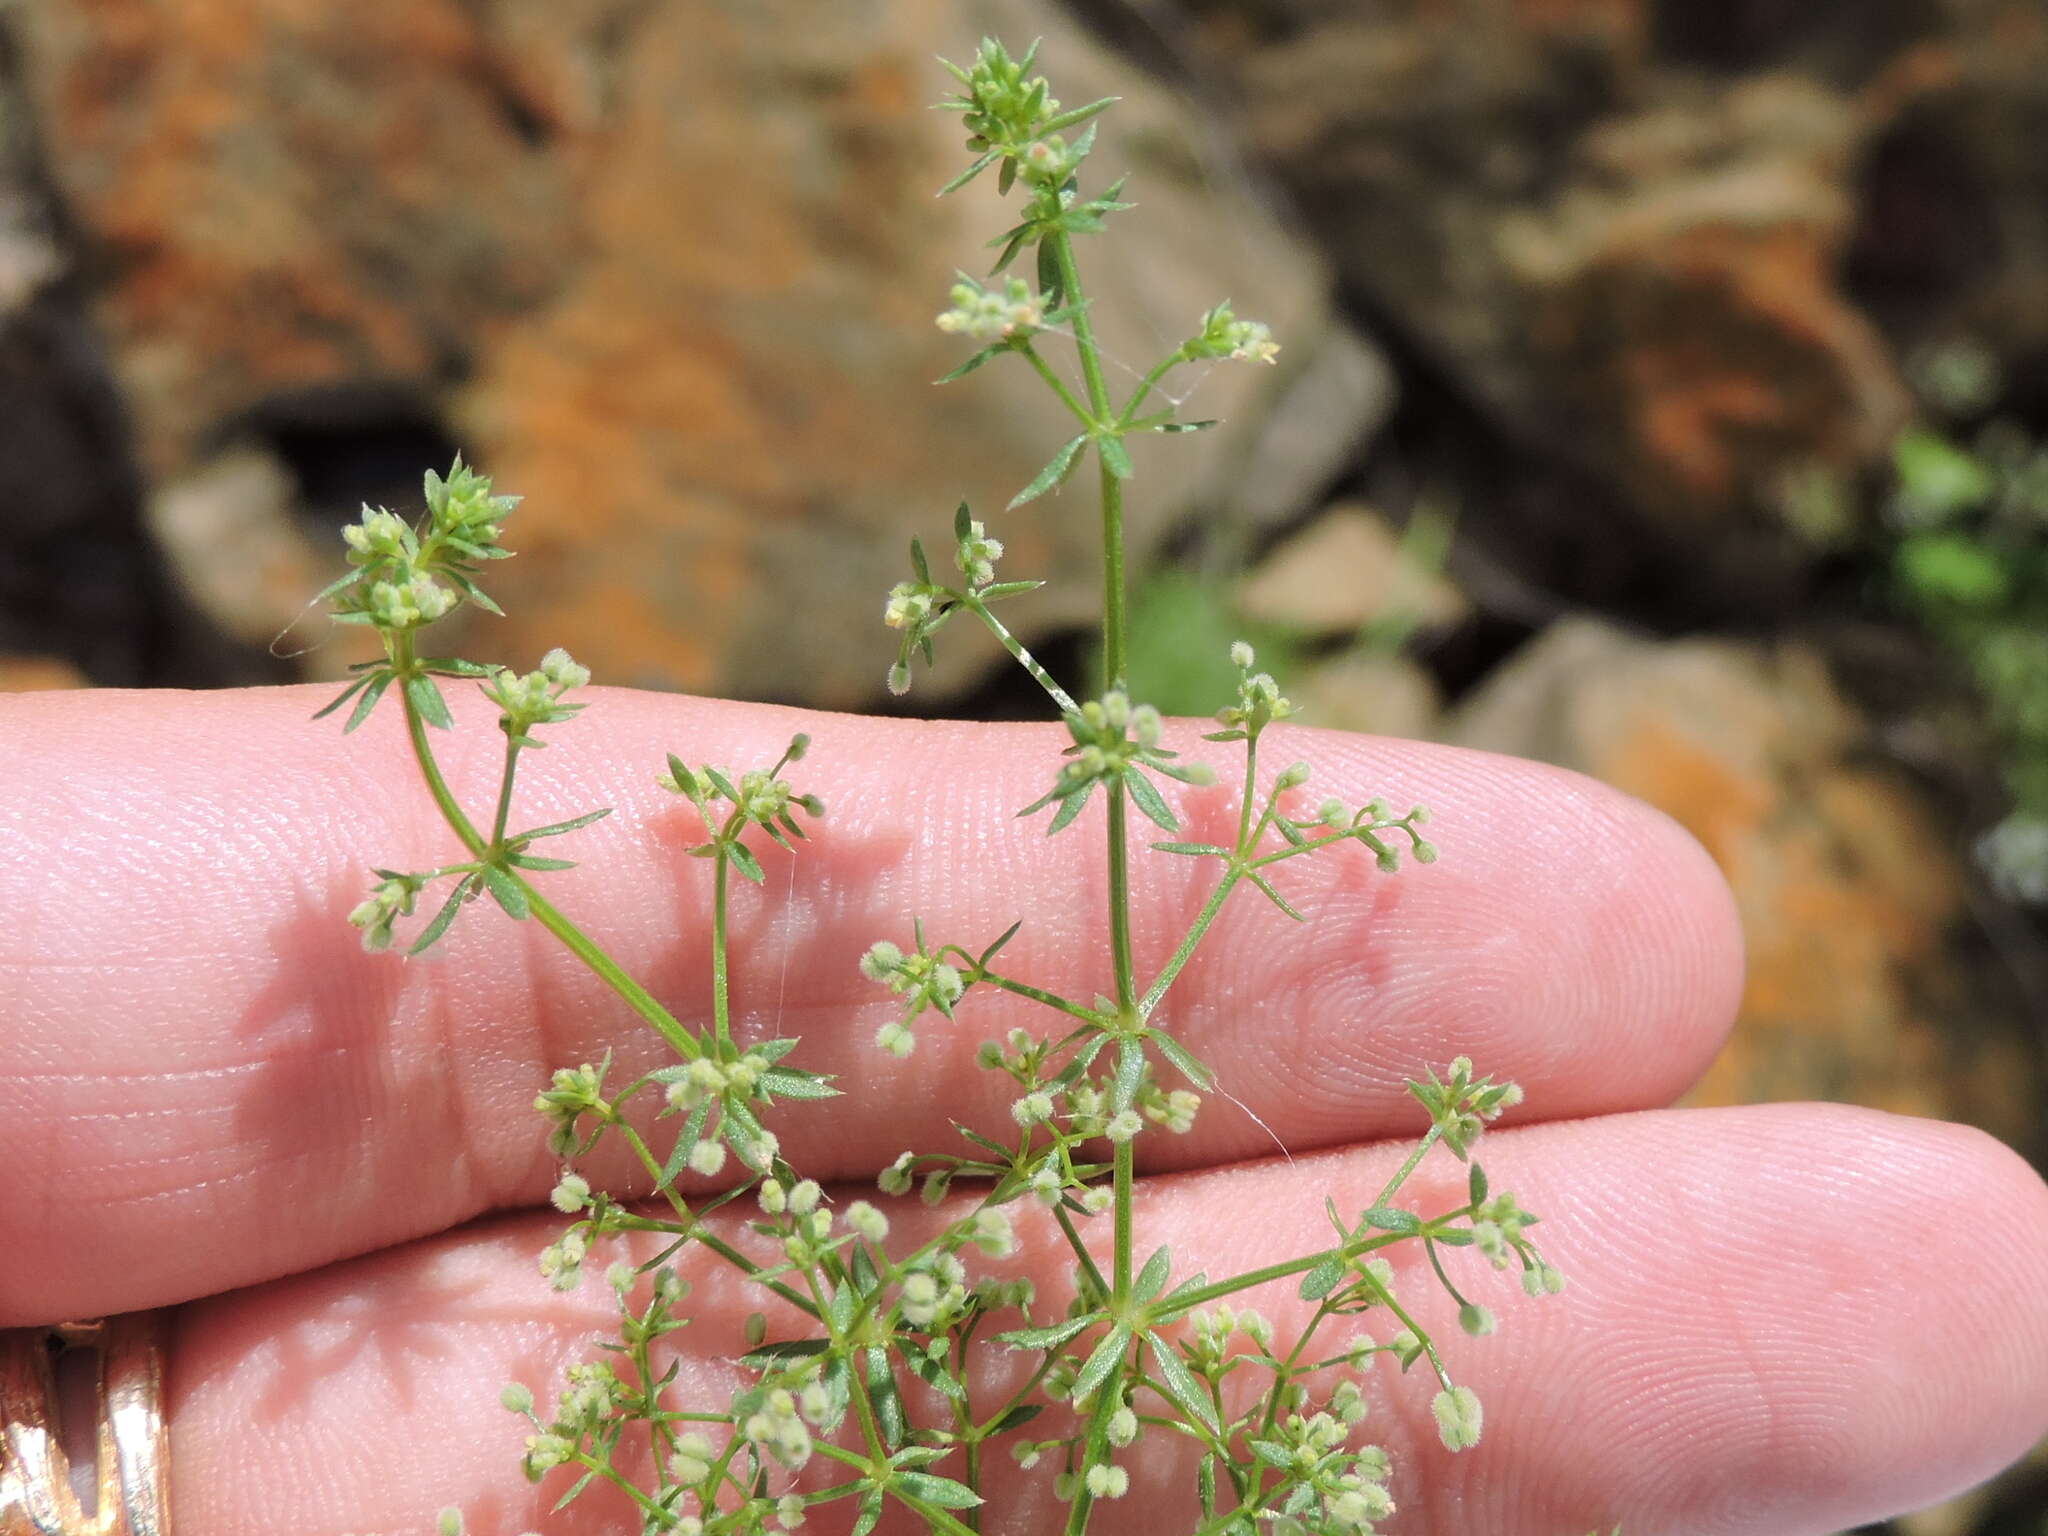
[[936, 273, 1045, 341], [859, 926, 968, 1056], [1184, 300, 1281, 366], [328, 458, 516, 633], [1409, 1055, 1525, 1158], [1211, 640, 1299, 740], [938, 36, 1114, 196], [482, 648, 590, 746], [1021, 688, 1213, 835], [659, 734, 823, 877], [345, 870, 424, 952]]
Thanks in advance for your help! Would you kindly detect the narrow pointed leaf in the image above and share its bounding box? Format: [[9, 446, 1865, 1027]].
[[480, 865, 529, 920], [727, 841, 766, 885], [978, 919, 1023, 967], [1145, 1331, 1220, 1434], [998, 1315, 1095, 1351], [757, 1068, 840, 1101], [1098, 433, 1133, 480], [404, 674, 452, 730], [1149, 1030, 1215, 1091], [515, 808, 613, 841], [939, 149, 998, 196], [989, 1402, 1044, 1434], [312, 673, 372, 721], [1299, 1254, 1345, 1300], [1009, 435, 1086, 509], [1037, 236, 1064, 307], [988, 225, 1035, 275], [866, 1347, 906, 1449], [893, 1472, 983, 1510], [1135, 1244, 1172, 1304], [1071, 1325, 1132, 1403], [1123, 769, 1179, 832], [550, 1465, 599, 1512], [407, 881, 469, 956], [1247, 870, 1305, 921], [343, 671, 396, 734], [1044, 780, 1096, 835], [445, 570, 504, 616], [1041, 96, 1117, 135]]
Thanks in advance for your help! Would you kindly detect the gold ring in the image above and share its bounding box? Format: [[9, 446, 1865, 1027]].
[[0, 1315, 169, 1536]]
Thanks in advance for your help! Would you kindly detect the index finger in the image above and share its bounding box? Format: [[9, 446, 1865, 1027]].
[[0, 683, 1741, 1320]]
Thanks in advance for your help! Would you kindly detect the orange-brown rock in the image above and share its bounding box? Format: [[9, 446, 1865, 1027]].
[[1449, 618, 2040, 1145], [1162, 1, 1929, 596], [0, 654, 86, 691], [1522, 78, 1912, 566], [20, 0, 1359, 703]]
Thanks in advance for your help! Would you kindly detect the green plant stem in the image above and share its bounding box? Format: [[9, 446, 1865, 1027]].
[[389, 633, 703, 1062], [491, 734, 521, 847], [1114, 351, 1187, 430], [711, 848, 733, 1051], [1105, 794, 1137, 1018], [566, 1449, 676, 1523], [1054, 1205, 1111, 1302], [1371, 1124, 1443, 1208], [806, 1267, 893, 1474], [1138, 868, 1242, 1020], [519, 883, 703, 1061], [392, 635, 487, 852], [1020, 341, 1095, 427], [966, 597, 1077, 713], [1062, 1358, 1130, 1536], [608, 1121, 819, 1317], [1047, 226, 1142, 1413], [895, 1496, 983, 1536], [1155, 1234, 1392, 1316], [1047, 231, 1123, 690], [1236, 735, 1261, 854], [1112, 1138, 1135, 1303], [975, 969, 1101, 1023]]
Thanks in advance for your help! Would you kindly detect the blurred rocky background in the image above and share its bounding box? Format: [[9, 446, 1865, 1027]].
[[0, 0, 2043, 1527]]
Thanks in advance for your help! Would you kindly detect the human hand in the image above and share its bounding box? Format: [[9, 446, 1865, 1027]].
[[4, 684, 2045, 1535]]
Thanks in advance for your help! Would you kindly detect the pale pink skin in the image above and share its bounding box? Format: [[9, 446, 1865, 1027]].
[[3, 685, 2044, 1536]]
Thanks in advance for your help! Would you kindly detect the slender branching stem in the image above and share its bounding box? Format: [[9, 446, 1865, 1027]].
[[966, 596, 1078, 713]]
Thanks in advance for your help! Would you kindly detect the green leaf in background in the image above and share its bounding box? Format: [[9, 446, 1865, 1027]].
[[1892, 429, 1997, 526], [1105, 569, 1300, 715], [1896, 532, 2012, 610]]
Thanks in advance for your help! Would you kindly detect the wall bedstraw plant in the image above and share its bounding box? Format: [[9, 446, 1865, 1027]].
[[317, 39, 1568, 1536]]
